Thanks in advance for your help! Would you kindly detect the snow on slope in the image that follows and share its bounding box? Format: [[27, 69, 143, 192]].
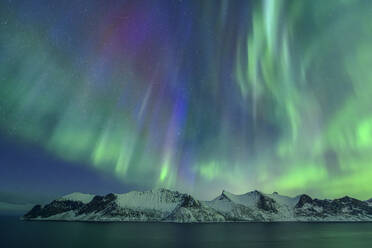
[[204, 190, 261, 212], [24, 189, 372, 222], [115, 188, 182, 213], [264, 192, 300, 220], [203, 191, 263, 221], [205, 191, 310, 221], [265, 192, 299, 208], [204, 191, 236, 212], [222, 190, 261, 208], [58, 192, 94, 204], [204, 190, 269, 221]]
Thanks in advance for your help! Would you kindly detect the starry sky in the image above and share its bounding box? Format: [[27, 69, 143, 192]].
[[1, 0, 372, 204]]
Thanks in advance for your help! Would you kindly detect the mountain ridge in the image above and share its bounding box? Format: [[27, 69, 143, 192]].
[[23, 189, 372, 222]]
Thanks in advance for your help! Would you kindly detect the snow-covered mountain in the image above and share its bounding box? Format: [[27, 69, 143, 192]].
[[23, 189, 372, 222], [23, 189, 224, 222]]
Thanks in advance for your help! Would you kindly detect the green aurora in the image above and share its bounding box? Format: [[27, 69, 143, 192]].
[[1, 0, 372, 199]]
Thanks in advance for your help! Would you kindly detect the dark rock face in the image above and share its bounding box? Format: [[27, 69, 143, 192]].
[[295, 195, 372, 218], [109, 207, 164, 221], [23, 194, 117, 219], [24, 205, 43, 219], [166, 194, 225, 222], [257, 194, 278, 213], [24, 200, 84, 219], [295, 194, 313, 208], [331, 197, 372, 215], [78, 194, 117, 215], [223, 205, 257, 221], [180, 194, 201, 208], [219, 191, 231, 201]]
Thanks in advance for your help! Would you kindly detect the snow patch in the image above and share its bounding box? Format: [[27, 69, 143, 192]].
[[59, 192, 94, 204], [116, 189, 182, 213]]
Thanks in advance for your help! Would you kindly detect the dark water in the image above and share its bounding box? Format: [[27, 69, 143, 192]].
[[1, 216, 372, 248]]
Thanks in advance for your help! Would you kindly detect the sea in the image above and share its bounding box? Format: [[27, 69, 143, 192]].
[[1, 216, 372, 248]]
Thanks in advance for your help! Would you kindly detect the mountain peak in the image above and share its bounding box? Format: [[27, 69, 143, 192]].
[[58, 192, 94, 204], [295, 194, 313, 208], [218, 190, 234, 201], [221, 189, 233, 195], [245, 190, 261, 195], [153, 188, 172, 193]]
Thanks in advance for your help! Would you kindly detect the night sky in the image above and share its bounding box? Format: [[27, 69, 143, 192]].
[[1, 0, 372, 205]]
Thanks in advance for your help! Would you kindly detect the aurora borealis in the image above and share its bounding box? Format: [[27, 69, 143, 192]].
[[1, 0, 372, 200]]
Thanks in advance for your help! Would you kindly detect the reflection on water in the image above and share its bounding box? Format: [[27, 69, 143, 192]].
[[1, 216, 372, 248]]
